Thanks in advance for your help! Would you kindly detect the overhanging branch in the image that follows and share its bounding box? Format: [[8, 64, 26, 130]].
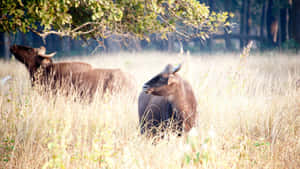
[[28, 22, 101, 43]]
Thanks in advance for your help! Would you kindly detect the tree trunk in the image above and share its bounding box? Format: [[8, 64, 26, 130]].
[[278, 8, 282, 51], [0, 32, 10, 59], [240, 0, 247, 49], [167, 33, 175, 52], [46, 34, 56, 52], [21, 32, 30, 46], [207, 0, 217, 53], [260, 1, 267, 50], [266, 0, 278, 46], [246, 0, 252, 45], [224, 0, 233, 51], [291, 0, 300, 46], [0, 32, 6, 58], [280, 7, 288, 43], [288, 1, 293, 40]]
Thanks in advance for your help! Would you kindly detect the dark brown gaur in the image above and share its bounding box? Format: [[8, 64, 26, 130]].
[[10, 45, 136, 100], [138, 64, 197, 136], [10, 45, 92, 89]]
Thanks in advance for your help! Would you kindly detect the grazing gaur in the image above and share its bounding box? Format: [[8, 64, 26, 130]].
[[71, 68, 136, 100], [10, 44, 136, 100], [138, 64, 197, 136]]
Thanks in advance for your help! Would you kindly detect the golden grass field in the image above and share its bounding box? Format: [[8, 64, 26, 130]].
[[0, 51, 299, 169]]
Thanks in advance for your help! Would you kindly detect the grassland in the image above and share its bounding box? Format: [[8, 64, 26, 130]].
[[0, 51, 299, 169]]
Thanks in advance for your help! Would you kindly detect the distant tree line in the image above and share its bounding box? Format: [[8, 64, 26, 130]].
[[0, 0, 299, 59], [202, 0, 300, 51]]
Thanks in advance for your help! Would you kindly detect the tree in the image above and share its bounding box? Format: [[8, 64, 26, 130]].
[[291, 0, 300, 47], [280, 1, 288, 43], [224, 0, 233, 51], [240, 0, 245, 49], [0, 0, 230, 47], [260, 0, 266, 47], [206, 0, 217, 52], [0, 32, 10, 59], [266, 0, 278, 46]]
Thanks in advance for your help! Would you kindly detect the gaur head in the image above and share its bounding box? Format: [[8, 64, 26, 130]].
[[10, 45, 56, 70], [143, 64, 182, 96]]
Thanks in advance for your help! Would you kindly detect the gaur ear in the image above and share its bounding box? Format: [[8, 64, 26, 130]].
[[38, 46, 46, 54], [163, 64, 174, 74], [172, 64, 182, 74], [167, 74, 177, 85], [40, 58, 52, 68]]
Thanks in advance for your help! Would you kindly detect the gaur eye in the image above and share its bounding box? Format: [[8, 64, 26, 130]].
[[159, 76, 167, 82]]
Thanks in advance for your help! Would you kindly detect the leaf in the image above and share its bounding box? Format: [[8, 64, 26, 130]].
[[195, 152, 200, 162], [185, 154, 191, 164], [254, 142, 261, 147]]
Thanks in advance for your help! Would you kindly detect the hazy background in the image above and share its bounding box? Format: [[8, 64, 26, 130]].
[[0, 0, 299, 168], [1, 0, 300, 58]]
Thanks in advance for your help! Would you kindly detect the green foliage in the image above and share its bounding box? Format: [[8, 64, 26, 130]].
[[0, 0, 231, 41], [181, 129, 216, 167], [0, 137, 15, 162], [0, 0, 71, 33]]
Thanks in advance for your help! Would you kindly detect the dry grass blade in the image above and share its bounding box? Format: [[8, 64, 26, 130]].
[[0, 51, 299, 169]]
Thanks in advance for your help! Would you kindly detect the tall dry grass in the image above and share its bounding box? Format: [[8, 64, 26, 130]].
[[0, 51, 299, 169]]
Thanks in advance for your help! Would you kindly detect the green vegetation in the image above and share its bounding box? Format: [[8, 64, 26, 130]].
[[0, 0, 230, 41]]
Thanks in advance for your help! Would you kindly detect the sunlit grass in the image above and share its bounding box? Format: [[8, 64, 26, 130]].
[[0, 51, 299, 169]]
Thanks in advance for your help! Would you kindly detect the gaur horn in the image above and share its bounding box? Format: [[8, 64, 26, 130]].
[[173, 63, 182, 73], [37, 46, 56, 58]]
